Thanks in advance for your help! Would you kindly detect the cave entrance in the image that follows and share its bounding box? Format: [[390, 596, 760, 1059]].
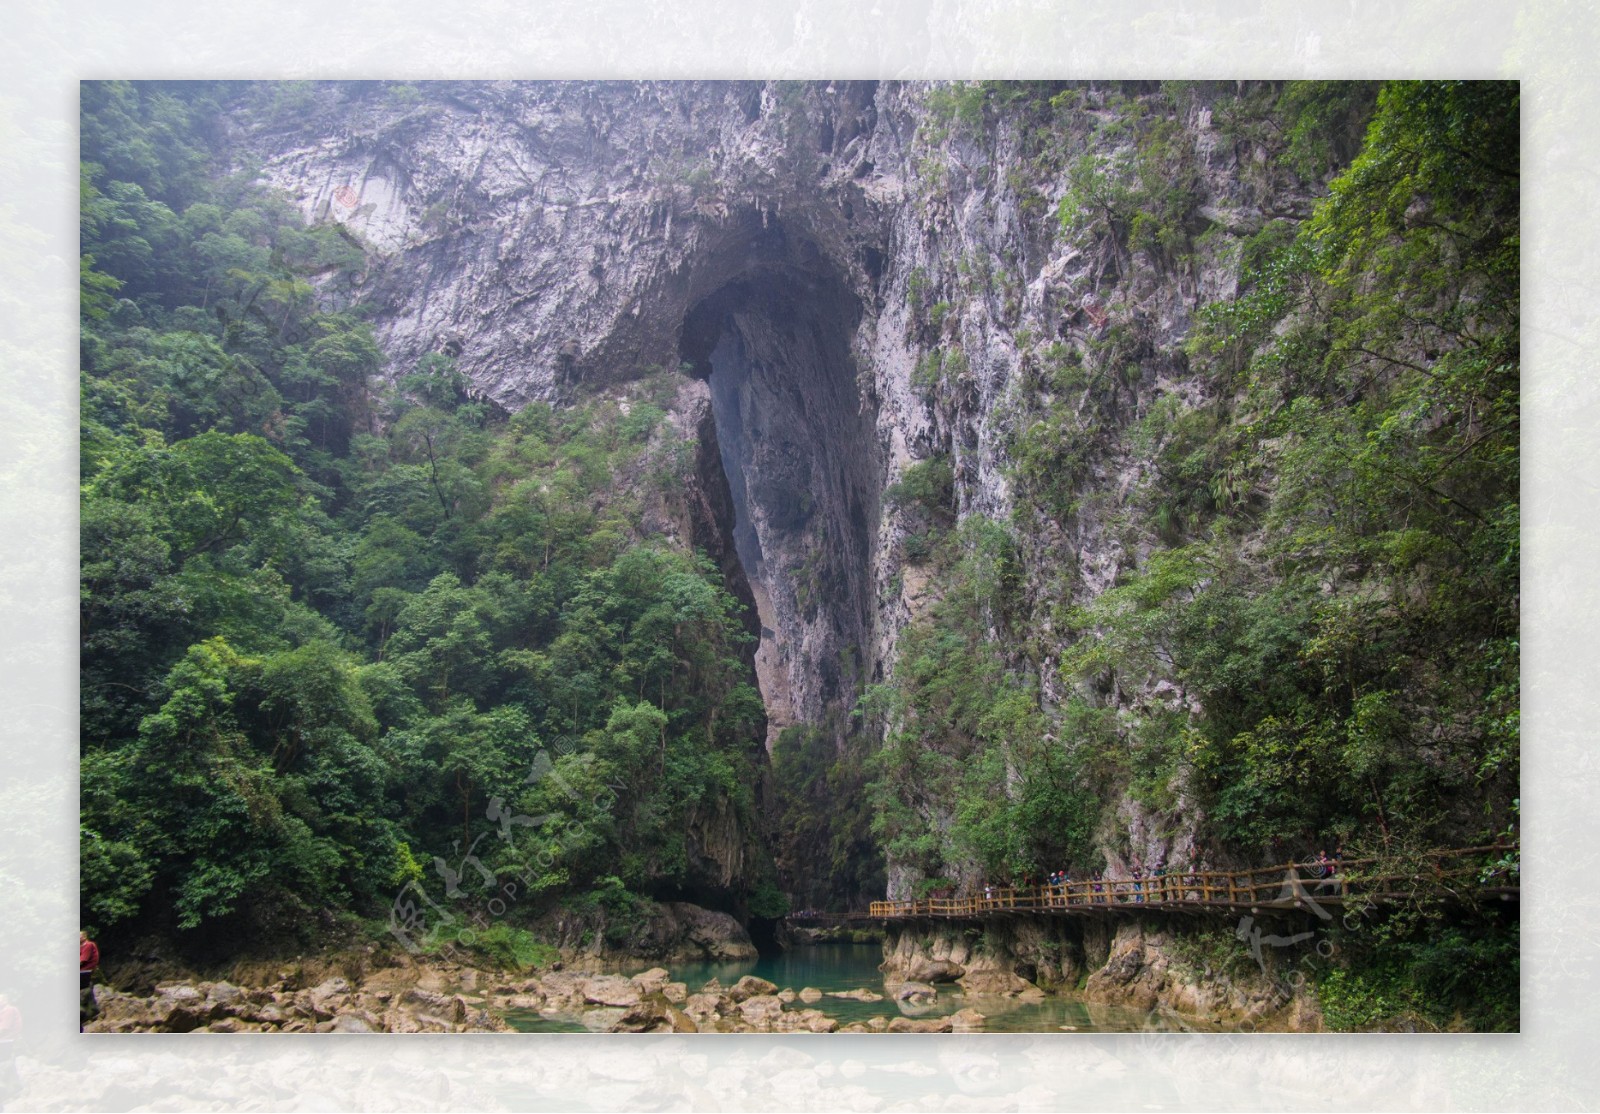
[[680, 251, 881, 750]]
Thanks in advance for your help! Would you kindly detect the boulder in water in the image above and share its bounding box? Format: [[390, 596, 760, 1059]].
[[728, 975, 779, 1002], [888, 1015, 952, 1033], [950, 1007, 986, 1031], [829, 987, 883, 1002], [894, 981, 937, 1003]]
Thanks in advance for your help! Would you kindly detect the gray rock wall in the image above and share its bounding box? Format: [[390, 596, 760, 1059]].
[[241, 80, 1320, 898]]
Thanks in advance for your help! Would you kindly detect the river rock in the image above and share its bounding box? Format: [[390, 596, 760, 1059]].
[[665, 902, 759, 961], [662, 981, 688, 1004], [798, 986, 823, 1003], [774, 1008, 838, 1033], [630, 967, 671, 994], [582, 975, 643, 1007], [728, 975, 779, 1002], [829, 987, 883, 1002], [683, 992, 724, 1020], [536, 971, 589, 1010], [737, 994, 785, 1029], [888, 1016, 952, 1033], [950, 1008, 986, 1031], [156, 984, 222, 1032], [207, 981, 244, 1006], [777, 988, 796, 1003], [298, 976, 352, 1020], [615, 996, 670, 1032], [957, 969, 1043, 998], [581, 1007, 628, 1031], [906, 958, 966, 983], [324, 1011, 378, 1033], [894, 981, 938, 1003]]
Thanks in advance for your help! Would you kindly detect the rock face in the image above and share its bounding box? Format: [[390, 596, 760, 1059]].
[[89, 966, 511, 1034], [881, 917, 1321, 1029], [248, 81, 891, 751], [239, 80, 1329, 900], [533, 899, 758, 964]]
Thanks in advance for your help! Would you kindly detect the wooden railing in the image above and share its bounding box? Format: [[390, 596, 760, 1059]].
[[864, 845, 1518, 921]]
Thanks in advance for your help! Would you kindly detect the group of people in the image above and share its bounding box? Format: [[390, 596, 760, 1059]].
[[967, 846, 1347, 908]]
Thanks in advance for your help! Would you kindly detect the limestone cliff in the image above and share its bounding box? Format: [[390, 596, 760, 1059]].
[[236, 80, 1345, 900], [879, 916, 1324, 1030]]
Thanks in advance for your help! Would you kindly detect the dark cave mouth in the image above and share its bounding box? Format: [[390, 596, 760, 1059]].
[[679, 256, 881, 732]]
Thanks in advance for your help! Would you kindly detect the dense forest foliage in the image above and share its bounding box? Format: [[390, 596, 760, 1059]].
[[79, 81, 780, 957]]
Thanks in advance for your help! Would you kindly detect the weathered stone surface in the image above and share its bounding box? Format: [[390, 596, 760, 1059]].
[[828, 987, 883, 1002], [581, 1007, 628, 1031], [949, 1008, 986, 1032], [326, 1012, 377, 1033], [630, 967, 671, 994], [615, 995, 670, 1032], [88, 960, 514, 1033], [727, 975, 779, 1002], [736, 994, 785, 1028], [797, 986, 823, 1003], [798, 1010, 839, 1034], [905, 958, 965, 983], [888, 1016, 952, 1033], [582, 975, 643, 1007], [893, 981, 937, 1003], [957, 969, 1041, 998], [683, 993, 724, 1020]]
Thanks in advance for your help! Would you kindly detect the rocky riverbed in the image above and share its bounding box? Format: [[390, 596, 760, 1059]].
[[83, 953, 993, 1035]]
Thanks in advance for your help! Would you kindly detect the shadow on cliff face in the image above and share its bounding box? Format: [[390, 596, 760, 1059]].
[[679, 233, 881, 742], [675, 221, 887, 913]]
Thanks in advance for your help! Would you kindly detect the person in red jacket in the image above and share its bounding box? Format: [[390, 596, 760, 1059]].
[[79, 930, 100, 1026]]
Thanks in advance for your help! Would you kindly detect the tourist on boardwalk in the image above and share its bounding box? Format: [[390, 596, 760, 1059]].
[[79, 930, 100, 1028], [1315, 850, 1341, 896], [1091, 870, 1105, 903]]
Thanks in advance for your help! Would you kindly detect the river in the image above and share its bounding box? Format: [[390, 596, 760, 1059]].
[[502, 941, 1218, 1033]]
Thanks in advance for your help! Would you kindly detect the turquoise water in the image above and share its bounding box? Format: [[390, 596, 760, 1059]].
[[503, 941, 1218, 1033]]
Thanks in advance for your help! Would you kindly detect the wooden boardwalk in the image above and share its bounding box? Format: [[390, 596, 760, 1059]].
[[791, 846, 1517, 924]]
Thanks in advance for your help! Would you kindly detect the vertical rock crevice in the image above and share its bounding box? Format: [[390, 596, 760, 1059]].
[[680, 235, 882, 749]]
